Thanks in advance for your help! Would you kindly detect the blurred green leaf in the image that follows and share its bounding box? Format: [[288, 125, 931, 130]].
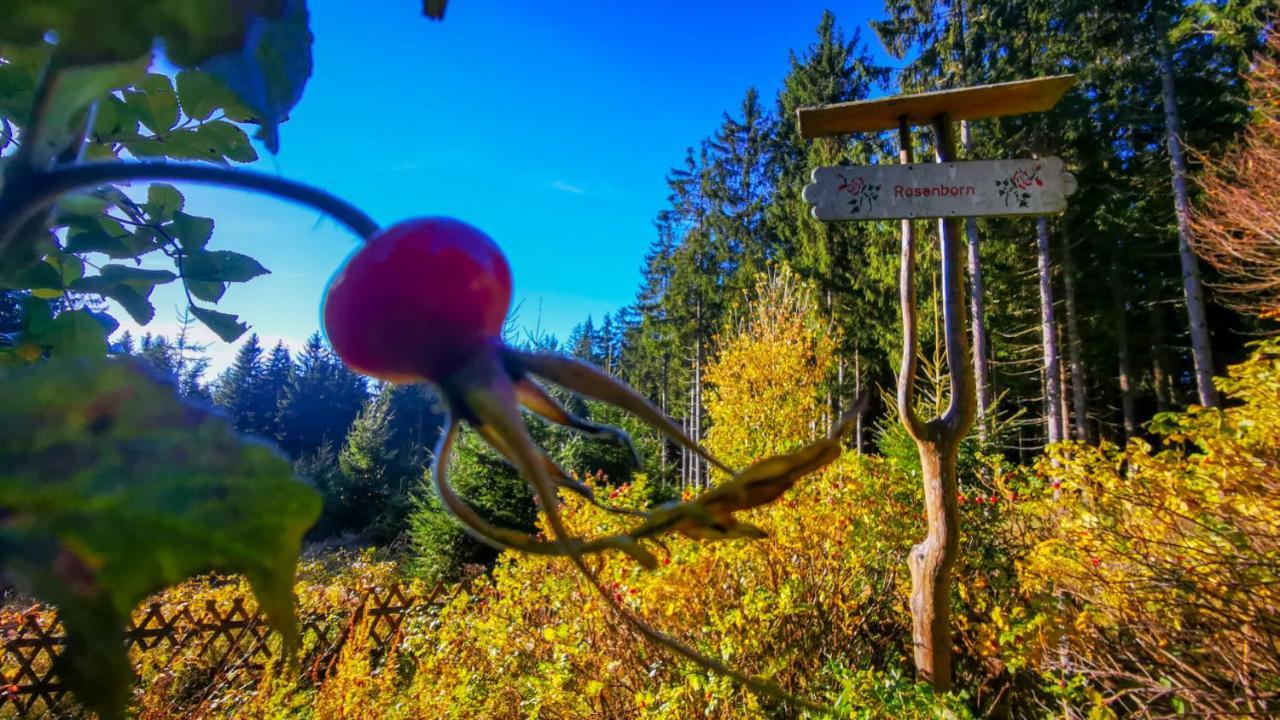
[[24, 54, 151, 165], [0, 43, 49, 123], [182, 249, 269, 283], [0, 1, 288, 67], [0, 260, 63, 292], [32, 309, 110, 357], [0, 358, 321, 719], [199, 0, 312, 153], [189, 304, 248, 341]]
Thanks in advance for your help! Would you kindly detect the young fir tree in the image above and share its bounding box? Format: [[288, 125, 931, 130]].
[[276, 332, 368, 459], [214, 333, 269, 436]]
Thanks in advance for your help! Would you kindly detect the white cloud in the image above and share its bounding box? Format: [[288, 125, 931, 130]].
[[549, 179, 586, 194]]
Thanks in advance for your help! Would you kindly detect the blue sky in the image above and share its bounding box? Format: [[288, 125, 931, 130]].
[[123, 1, 901, 370]]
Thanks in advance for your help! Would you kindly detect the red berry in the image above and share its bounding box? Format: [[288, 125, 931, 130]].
[[323, 217, 512, 383]]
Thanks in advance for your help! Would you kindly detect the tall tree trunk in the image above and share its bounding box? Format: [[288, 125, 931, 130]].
[[1058, 319, 1072, 439], [955, 0, 994, 438], [1110, 276, 1138, 440], [1061, 231, 1091, 442], [1037, 217, 1065, 444], [693, 297, 704, 487], [854, 350, 863, 452], [1157, 12, 1220, 407], [898, 116, 976, 693], [961, 125, 993, 439], [1151, 304, 1172, 413]]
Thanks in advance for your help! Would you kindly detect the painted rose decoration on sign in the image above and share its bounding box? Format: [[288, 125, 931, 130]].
[[837, 173, 881, 213], [995, 163, 1044, 208]]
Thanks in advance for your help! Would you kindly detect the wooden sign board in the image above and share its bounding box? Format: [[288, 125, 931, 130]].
[[797, 75, 1076, 138], [802, 158, 1076, 221]]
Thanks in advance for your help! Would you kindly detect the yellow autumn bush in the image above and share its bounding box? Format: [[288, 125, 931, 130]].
[[997, 339, 1280, 716], [393, 269, 960, 719], [704, 268, 835, 466]]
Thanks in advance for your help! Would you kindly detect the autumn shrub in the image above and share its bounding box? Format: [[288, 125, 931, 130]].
[[1191, 29, 1280, 318], [379, 270, 968, 719], [704, 268, 835, 467], [997, 339, 1280, 716]]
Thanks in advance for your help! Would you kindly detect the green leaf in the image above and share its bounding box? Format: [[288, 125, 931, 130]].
[[199, 0, 312, 153], [199, 120, 258, 163], [182, 249, 269, 283], [170, 212, 215, 251], [91, 94, 140, 142], [64, 217, 147, 259], [189, 304, 248, 342], [175, 69, 248, 122], [150, 127, 230, 163], [186, 279, 227, 303], [144, 183, 185, 222], [0, 43, 48, 124], [123, 73, 180, 134], [0, 358, 321, 719], [74, 264, 177, 292], [101, 284, 156, 325], [0, 260, 63, 292], [70, 265, 176, 326]]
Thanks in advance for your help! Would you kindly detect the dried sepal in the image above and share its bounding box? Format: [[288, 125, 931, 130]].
[[432, 419, 657, 568], [504, 348, 732, 475], [472, 420, 643, 518], [628, 393, 869, 544], [514, 376, 642, 467]]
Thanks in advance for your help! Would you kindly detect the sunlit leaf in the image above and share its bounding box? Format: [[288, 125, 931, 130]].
[[144, 183, 184, 222]]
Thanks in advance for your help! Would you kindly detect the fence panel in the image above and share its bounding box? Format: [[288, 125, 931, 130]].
[[0, 582, 453, 718]]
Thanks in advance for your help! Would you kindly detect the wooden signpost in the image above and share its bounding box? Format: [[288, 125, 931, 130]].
[[803, 157, 1077, 220], [797, 74, 1075, 694]]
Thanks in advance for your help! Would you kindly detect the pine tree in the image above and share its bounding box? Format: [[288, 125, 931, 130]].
[[214, 333, 268, 435], [276, 332, 368, 458]]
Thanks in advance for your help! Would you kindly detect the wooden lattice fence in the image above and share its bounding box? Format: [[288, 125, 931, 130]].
[[0, 582, 453, 718]]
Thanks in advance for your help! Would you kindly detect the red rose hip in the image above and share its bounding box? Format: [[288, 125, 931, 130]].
[[322, 217, 512, 383]]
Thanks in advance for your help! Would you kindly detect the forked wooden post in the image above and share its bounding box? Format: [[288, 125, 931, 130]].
[[798, 75, 1074, 692], [895, 114, 977, 691]]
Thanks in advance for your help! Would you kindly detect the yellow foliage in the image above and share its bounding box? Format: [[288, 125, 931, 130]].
[[1006, 339, 1280, 716], [704, 268, 835, 468]]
